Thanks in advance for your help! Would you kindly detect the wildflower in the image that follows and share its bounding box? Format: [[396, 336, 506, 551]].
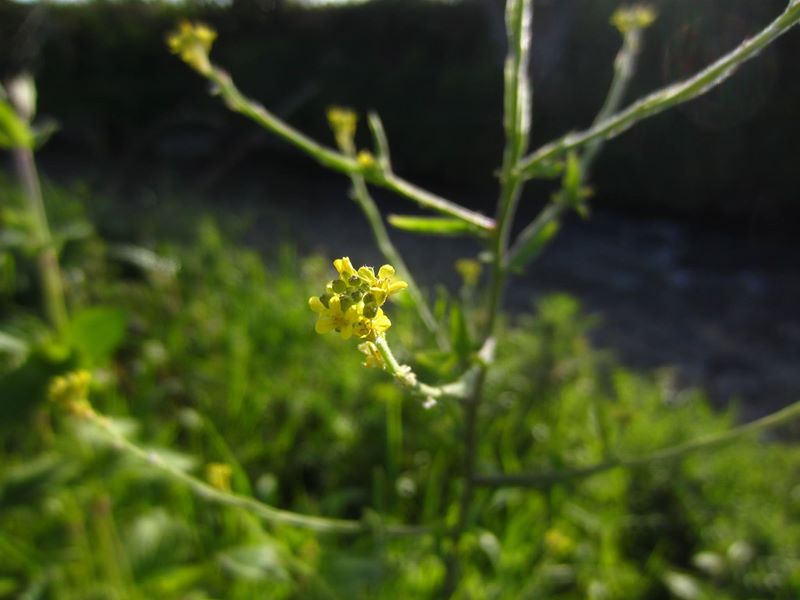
[[610, 5, 657, 35], [455, 258, 482, 288], [326, 106, 358, 154], [309, 294, 359, 339], [357, 150, 376, 170], [167, 21, 217, 75], [205, 462, 233, 492], [309, 257, 407, 350], [358, 341, 384, 369], [48, 370, 93, 417]]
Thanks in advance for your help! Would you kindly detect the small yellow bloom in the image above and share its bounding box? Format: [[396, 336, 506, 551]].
[[333, 256, 358, 281], [48, 370, 94, 417], [312, 294, 359, 339], [357, 150, 376, 170], [167, 21, 217, 75], [455, 258, 482, 288], [326, 106, 358, 154], [610, 5, 657, 34], [205, 462, 233, 492], [367, 264, 408, 306], [352, 307, 392, 340], [358, 341, 384, 369]]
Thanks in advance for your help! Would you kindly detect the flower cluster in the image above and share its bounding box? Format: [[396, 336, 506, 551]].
[[48, 370, 93, 417], [309, 257, 408, 347], [167, 21, 217, 75]]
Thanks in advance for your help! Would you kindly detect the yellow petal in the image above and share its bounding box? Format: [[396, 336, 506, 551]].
[[315, 317, 335, 334], [378, 264, 395, 279], [308, 296, 326, 313]]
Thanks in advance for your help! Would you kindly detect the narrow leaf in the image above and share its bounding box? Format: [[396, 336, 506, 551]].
[[388, 214, 481, 237]]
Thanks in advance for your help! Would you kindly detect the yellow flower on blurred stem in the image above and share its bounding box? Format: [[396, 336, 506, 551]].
[[610, 5, 657, 35], [455, 258, 482, 288], [326, 106, 358, 154], [167, 21, 217, 75], [205, 462, 232, 492], [357, 150, 376, 170], [309, 294, 359, 339], [358, 341, 384, 369], [48, 370, 94, 417]]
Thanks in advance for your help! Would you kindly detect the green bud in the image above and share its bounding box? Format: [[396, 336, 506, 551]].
[[350, 290, 363, 302], [320, 293, 333, 308], [332, 279, 348, 294], [363, 293, 376, 305], [340, 296, 354, 311], [348, 275, 361, 287], [363, 304, 378, 319]]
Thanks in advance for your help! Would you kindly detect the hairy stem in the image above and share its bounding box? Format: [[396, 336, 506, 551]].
[[474, 400, 800, 488], [517, 0, 800, 179]]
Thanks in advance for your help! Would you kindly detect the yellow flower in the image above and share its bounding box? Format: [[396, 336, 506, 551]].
[[358, 341, 384, 369], [333, 256, 358, 281], [357, 150, 376, 170], [205, 462, 233, 492], [362, 264, 408, 306], [352, 307, 392, 340], [48, 370, 94, 417], [610, 5, 657, 34], [326, 106, 357, 154], [167, 21, 217, 75], [309, 294, 359, 339], [455, 258, 482, 288]]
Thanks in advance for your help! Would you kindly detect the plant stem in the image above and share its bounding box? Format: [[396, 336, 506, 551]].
[[83, 410, 427, 537], [12, 146, 68, 333], [474, 399, 800, 488], [205, 68, 495, 232], [349, 175, 450, 350], [443, 1, 534, 594], [516, 0, 800, 179]]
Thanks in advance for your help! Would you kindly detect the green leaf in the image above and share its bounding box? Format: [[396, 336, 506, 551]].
[[509, 219, 559, 273], [0, 100, 32, 149], [67, 306, 127, 366], [388, 214, 481, 237]]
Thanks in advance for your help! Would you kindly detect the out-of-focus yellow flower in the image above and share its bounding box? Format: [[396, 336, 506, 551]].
[[610, 5, 657, 34], [48, 370, 93, 417], [455, 258, 482, 288], [357, 150, 376, 170], [326, 106, 358, 154], [167, 21, 217, 75], [358, 341, 384, 369], [205, 462, 233, 492]]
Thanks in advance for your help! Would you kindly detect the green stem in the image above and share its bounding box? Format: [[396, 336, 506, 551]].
[[349, 175, 450, 350], [12, 146, 68, 333], [84, 411, 426, 536], [517, 0, 800, 179], [580, 25, 645, 175], [443, 1, 533, 594], [373, 335, 467, 402], [474, 399, 800, 488], [205, 68, 495, 232]]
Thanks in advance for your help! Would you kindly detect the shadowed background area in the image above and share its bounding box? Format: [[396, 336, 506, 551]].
[[0, 0, 798, 229]]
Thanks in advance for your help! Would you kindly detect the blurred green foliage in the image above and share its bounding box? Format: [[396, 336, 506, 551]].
[[1, 181, 798, 598]]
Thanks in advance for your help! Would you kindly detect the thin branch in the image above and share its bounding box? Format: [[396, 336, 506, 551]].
[[83, 410, 427, 537], [474, 399, 800, 488], [205, 68, 495, 232], [348, 175, 450, 350], [516, 0, 800, 179]]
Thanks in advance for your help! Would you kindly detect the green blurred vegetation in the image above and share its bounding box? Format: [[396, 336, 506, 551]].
[[1, 180, 799, 598]]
